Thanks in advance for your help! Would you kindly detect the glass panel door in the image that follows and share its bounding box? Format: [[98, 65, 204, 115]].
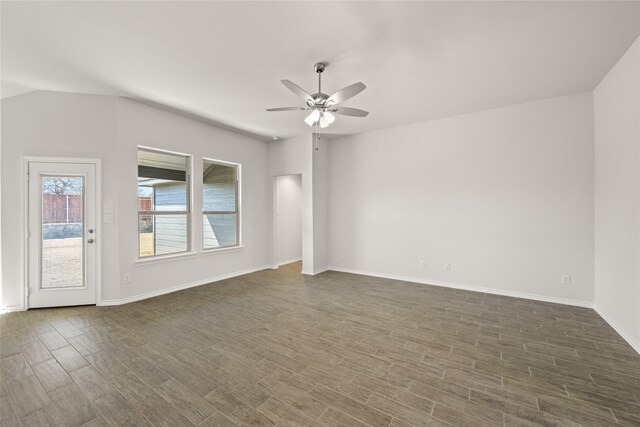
[[28, 161, 97, 308]]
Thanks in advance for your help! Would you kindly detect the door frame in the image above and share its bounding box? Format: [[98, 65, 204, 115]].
[[22, 157, 102, 309]]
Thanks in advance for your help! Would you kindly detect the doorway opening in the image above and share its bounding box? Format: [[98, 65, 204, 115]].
[[274, 174, 302, 269]]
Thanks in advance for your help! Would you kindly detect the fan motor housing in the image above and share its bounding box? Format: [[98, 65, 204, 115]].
[[311, 92, 329, 106]]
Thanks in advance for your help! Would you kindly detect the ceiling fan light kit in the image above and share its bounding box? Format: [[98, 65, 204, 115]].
[[267, 62, 369, 150]]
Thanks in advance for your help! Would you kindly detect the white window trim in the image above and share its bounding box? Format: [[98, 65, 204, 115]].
[[200, 245, 244, 256], [137, 147, 193, 260], [202, 157, 242, 252], [135, 251, 198, 266]]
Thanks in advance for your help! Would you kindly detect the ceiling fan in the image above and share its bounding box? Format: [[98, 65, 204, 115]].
[[266, 62, 369, 131]]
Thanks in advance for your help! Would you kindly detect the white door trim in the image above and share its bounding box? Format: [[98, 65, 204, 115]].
[[23, 157, 102, 309]]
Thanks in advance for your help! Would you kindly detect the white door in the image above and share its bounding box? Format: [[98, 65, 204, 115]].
[[28, 161, 97, 308]]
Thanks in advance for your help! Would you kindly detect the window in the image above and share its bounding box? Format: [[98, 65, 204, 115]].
[[202, 159, 239, 250], [137, 148, 191, 258]]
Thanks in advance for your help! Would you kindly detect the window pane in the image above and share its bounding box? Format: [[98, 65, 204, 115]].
[[138, 149, 188, 211], [203, 214, 237, 249], [41, 176, 84, 288], [139, 214, 188, 257], [203, 161, 236, 212], [138, 214, 154, 257]]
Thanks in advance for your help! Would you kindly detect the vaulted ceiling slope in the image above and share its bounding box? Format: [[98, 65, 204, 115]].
[[2, 1, 640, 140]]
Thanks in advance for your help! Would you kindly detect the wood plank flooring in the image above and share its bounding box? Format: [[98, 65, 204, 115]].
[[2, 262, 639, 426]]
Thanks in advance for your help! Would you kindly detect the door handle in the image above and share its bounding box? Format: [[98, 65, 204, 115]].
[[87, 239, 94, 244]]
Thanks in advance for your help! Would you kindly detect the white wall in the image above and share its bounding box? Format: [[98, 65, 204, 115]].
[[268, 135, 316, 272], [115, 98, 270, 301], [268, 134, 329, 274], [594, 36, 640, 351], [275, 174, 302, 265], [1, 92, 120, 308], [1, 92, 270, 309], [328, 92, 595, 305], [313, 137, 329, 273]]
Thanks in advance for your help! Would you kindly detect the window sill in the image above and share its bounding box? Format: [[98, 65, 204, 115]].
[[201, 245, 244, 255], [135, 252, 198, 266]]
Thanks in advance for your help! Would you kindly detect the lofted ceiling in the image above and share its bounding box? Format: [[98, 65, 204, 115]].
[[2, 1, 640, 141]]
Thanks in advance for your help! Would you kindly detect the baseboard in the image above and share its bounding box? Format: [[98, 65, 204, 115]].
[[0, 304, 27, 313], [593, 305, 640, 355], [99, 265, 271, 306], [302, 266, 329, 276], [276, 257, 302, 267], [327, 266, 594, 308]]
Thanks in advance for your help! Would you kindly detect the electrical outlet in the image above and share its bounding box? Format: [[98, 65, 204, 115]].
[[444, 263, 451, 271], [123, 274, 131, 284], [419, 260, 427, 269], [561, 275, 571, 284]]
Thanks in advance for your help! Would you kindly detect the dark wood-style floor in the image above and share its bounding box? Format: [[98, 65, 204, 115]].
[[1, 262, 640, 426]]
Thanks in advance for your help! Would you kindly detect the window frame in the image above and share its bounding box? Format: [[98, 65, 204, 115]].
[[201, 157, 241, 251], [137, 146, 193, 260]]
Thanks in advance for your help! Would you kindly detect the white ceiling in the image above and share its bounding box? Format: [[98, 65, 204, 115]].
[[2, 1, 640, 140]]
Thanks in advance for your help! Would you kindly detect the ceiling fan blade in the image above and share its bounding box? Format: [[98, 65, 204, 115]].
[[266, 107, 310, 112], [281, 80, 314, 106], [330, 107, 369, 117], [325, 82, 366, 107]]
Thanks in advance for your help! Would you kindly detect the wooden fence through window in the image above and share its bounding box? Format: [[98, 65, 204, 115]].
[[42, 194, 83, 224], [42, 195, 154, 223], [138, 196, 152, 211]]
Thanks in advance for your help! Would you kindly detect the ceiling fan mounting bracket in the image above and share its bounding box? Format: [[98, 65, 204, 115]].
[[314, 62, 326, 74]]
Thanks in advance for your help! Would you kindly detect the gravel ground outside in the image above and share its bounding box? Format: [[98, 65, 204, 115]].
[[139, 232, 153, 257], [41, 237, 83, 288]]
